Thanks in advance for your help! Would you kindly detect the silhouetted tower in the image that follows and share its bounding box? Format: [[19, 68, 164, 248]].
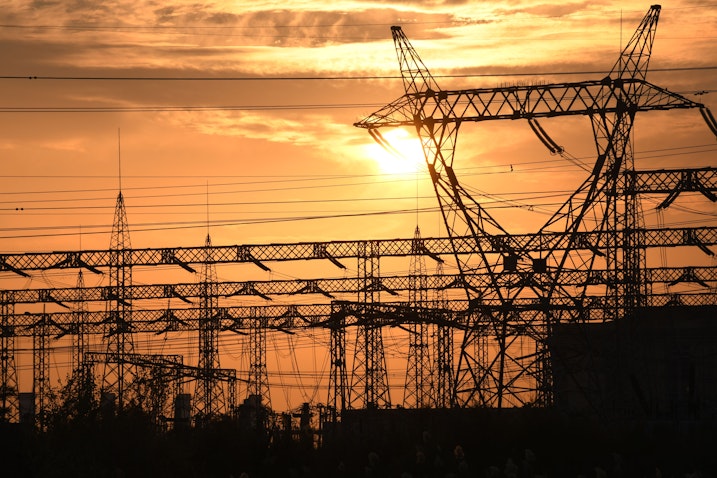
[[195, 233, 224, 420], [72, 270, 88, 380], [248, 306, 271, 408], [404, 226, 433, 408], [355, 6, 709, 408], [433, 261, 454, 408], [0, 293, 19, 422], [102, 190, 135, 410], [349, 241, 391, 409], [327, 307, 347, 419], [32, 308, 51, 430]]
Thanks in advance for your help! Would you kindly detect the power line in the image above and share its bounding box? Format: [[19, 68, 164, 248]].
[[0, 103, 381, 112], [2, 66, 716, 83], [1, 145, 713, 206]]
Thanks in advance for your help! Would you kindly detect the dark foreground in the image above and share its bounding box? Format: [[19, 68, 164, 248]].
[[1, 408, 714, 477]]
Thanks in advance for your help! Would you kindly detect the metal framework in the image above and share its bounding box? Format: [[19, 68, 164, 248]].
[[354, 6, 716, 408], [404, 226, 437, 408], [0, 6, 715, 426], [102, 191, 135, 410], [349, 241, 392, 409], [195, 233, 225, 421]]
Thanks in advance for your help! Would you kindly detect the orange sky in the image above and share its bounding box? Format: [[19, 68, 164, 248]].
[[1, 1, 716, 411], [2, 1, 715, 252]]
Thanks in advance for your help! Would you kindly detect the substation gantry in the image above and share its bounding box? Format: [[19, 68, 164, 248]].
[[1, 5, 717, 427], [354, 5, 717, 408], [2, 233, 717, 424]]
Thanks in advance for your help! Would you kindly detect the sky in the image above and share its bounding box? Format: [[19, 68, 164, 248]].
[[1, 0, 716, 411]]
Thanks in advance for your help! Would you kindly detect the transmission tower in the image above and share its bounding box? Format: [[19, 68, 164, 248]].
[[0, 293, 18, 422], [248, 306, 271, 408], [327, 305, 347, 419], [102, 190, 135, 411], [433, 261, 454, 408], [72, 270, 88, 382], [349, 241, 391, 409], [195, 233, 225, 420], [403, 226, 434, 408], [31, 309, 52, 429], [355, 5, 714, 409]]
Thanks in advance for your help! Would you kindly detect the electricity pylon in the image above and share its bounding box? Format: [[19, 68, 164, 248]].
[[102, 191, 135, 411], [0, 293, 18, 422], [355, 5, 714, 408], [195, 233, 225, 421], [349, 241, 391, 409], [403, 226, 434, 408]]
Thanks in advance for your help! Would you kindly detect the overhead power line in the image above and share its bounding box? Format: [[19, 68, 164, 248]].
[[2, 66, 717, 82], [0, 103, 382, 113]]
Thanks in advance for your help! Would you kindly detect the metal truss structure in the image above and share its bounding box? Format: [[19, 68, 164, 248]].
[[355, 5, 717, 408], [0, 6, 716, 427]]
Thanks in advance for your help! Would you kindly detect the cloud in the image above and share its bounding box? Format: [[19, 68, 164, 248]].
[[508, 1, 595, 18]]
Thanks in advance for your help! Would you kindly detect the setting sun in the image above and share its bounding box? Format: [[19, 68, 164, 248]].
[[364, 127, 425, 175]]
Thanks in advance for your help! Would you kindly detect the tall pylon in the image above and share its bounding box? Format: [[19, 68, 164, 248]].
[[102, 144, 135, 410], [104, 190, 134, 410], [248, 306, 271, 409], [195, 232, 225, 421], [403, 226, 433, 408], [32, 308, 51, 430], [0, 293, 19, 423], [327, 306, 347, 419], [349, 241, 391, 409], [355, 5, 710, 409], [72, 270, 88, 380], [433, 261, 453, 408]]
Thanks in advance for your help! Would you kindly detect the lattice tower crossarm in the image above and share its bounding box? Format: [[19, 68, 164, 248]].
[[5, 292, 715, 338], [4, 261, 717, 309]]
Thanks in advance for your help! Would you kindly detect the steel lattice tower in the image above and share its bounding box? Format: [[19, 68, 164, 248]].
[[433, 261, 454, 408], [195, 233, 225, 420], [32, 309, 52, 429], [102, 190, 135, 411], [327, 306, 347, 419], [248, 306, 271, 408], [0, 293, 18, 422], [403, 226, 434, 408], [72, 270, 88, 381], [355, 5, 712, 409], [349, 241, 391, 409]]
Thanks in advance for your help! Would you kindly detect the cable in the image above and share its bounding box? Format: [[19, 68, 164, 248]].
[[0, 103, 382, 112], [1, 65, 716, 82]]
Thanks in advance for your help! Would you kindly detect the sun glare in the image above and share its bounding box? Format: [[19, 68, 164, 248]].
[[365, 128, 425, 175]]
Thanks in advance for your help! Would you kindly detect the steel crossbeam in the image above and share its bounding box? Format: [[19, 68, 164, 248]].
[[355, 78, 704, 130], [1, 225, 715, 275], [2, 265, 716, 305]]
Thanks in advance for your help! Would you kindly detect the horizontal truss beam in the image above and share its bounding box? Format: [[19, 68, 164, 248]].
[[3, 294, 715, 337], [2, 265, 716, 305], [354, 78, 704, 129], [1, 224, 715, 275]]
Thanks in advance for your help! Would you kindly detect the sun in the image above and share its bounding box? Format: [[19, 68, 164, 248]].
[[364, 128, 425, 175]]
